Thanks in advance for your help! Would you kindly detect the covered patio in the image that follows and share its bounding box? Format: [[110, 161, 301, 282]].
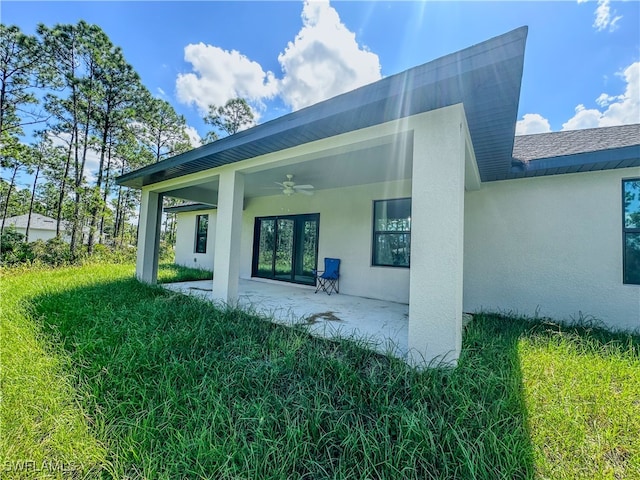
[[163, 278, 412, 358], [118, 28, 527, 366]]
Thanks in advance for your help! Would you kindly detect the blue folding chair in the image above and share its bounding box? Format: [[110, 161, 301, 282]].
[[314, 258, 340, 295]]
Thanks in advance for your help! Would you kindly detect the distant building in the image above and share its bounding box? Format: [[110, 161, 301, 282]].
[[2, 213, 66, 242]]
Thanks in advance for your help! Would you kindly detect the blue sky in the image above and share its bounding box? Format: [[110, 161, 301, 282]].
[[3, 0, 639, 143]]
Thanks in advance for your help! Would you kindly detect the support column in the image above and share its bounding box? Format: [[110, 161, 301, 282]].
[[212, 169, 244, 304], [136, 189, 163, 284], [408, 106, 466, 367]]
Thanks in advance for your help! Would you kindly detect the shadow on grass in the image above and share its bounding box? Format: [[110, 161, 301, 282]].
[[30, 277, 539, 479]]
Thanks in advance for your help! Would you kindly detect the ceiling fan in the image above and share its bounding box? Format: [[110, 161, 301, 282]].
[[275, 174, 314, 196]]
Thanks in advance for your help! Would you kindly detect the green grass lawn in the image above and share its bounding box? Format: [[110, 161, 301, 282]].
[[1, 263, 638, 479]]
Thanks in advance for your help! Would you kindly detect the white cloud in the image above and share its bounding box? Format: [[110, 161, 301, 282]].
[[593, 0, 623, 32], [595, 92, 621, 107], [516, 62, 638, 134], [184, 125, 201, 149], [277, 0, 381, 110], [561, 104, 602, 130], [176, 43, 278, 113], [599, 62, 640, 124], [562, 62, 639, 130], [175, 0, 381, 116], [515, 113, 552, 135]]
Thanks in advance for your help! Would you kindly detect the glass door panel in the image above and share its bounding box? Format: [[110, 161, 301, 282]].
[[252, 214, 319, 285], [256, 219, 275, 278], [294, 219, 318, 283], [275, 219, 294, 280]]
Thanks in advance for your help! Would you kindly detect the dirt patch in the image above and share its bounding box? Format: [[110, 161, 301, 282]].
[[305, 311, 343, 324]]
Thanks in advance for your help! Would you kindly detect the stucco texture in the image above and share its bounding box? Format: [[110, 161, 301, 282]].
[[174, 209, 217, 271], [464, 167, 640, 331]]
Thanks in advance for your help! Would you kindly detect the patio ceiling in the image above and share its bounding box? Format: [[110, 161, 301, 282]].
[[117, 27, 527, 191], [162, 131, 414, 205]]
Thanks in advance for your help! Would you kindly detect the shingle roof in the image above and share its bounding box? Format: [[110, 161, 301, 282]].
[[513, 124, 640, 163], [117, 27, 528, 188], [3, 213, 59, 230], [509, 124, 640, 178]]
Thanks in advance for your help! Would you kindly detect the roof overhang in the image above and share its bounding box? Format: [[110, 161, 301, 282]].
[[509, 145, 640, 178], [163, 202, 216, 214], [117, 26, 528, 189], [510, 124, 640, 178]]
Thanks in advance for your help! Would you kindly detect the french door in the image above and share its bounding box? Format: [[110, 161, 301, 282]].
[[252, 214, 319, 285]]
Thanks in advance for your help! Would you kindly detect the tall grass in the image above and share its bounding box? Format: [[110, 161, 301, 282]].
[[0, 265, 127, 478], [1, 263, 638, 479]]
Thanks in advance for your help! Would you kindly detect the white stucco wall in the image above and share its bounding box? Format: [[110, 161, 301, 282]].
[[174, 209, 217, 271], [171, 182, 411, 302], [464, 166, 640, 331], [240, 180, 412, 303], [407, 106, 468, 366]]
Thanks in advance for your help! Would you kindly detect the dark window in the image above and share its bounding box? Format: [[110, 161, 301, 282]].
[[195, 214, 208, 254], [623, 179, 640, 285], [372, 198, 411, 267]]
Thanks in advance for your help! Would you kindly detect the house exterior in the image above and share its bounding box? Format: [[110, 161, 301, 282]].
[[465, 125, 639, 331], [164, 203, 217, 271], [2, 213, 65, 242], [117, 27, 640, 366]]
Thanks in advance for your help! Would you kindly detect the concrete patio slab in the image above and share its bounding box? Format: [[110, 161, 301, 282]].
[[162, 278, 410, 358]]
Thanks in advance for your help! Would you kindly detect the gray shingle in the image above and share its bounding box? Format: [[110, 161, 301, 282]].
[[513, 124, 640, 163], [3, 213, 59, 230]]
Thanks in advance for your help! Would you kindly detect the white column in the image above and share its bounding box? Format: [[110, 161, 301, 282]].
[[136, 189, 163, 284], [212, 169, 244, 304], [408, 106, 466, 367]]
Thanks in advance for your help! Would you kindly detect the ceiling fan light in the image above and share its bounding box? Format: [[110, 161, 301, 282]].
[[276, 174, 314, 196]]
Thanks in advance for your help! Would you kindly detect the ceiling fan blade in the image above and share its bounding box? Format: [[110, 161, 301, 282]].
[[294, 184, 314, 189], [298, 189, 314, 196], [274, 182, 286, 187]]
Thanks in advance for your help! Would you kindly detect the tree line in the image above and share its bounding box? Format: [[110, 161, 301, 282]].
[[0, 21, 255, 261]]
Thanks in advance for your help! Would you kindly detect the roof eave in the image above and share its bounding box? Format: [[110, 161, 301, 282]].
[[117, 26, 528, 188], [508, 144, 640, 178], [164, 203, 217, 213]]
